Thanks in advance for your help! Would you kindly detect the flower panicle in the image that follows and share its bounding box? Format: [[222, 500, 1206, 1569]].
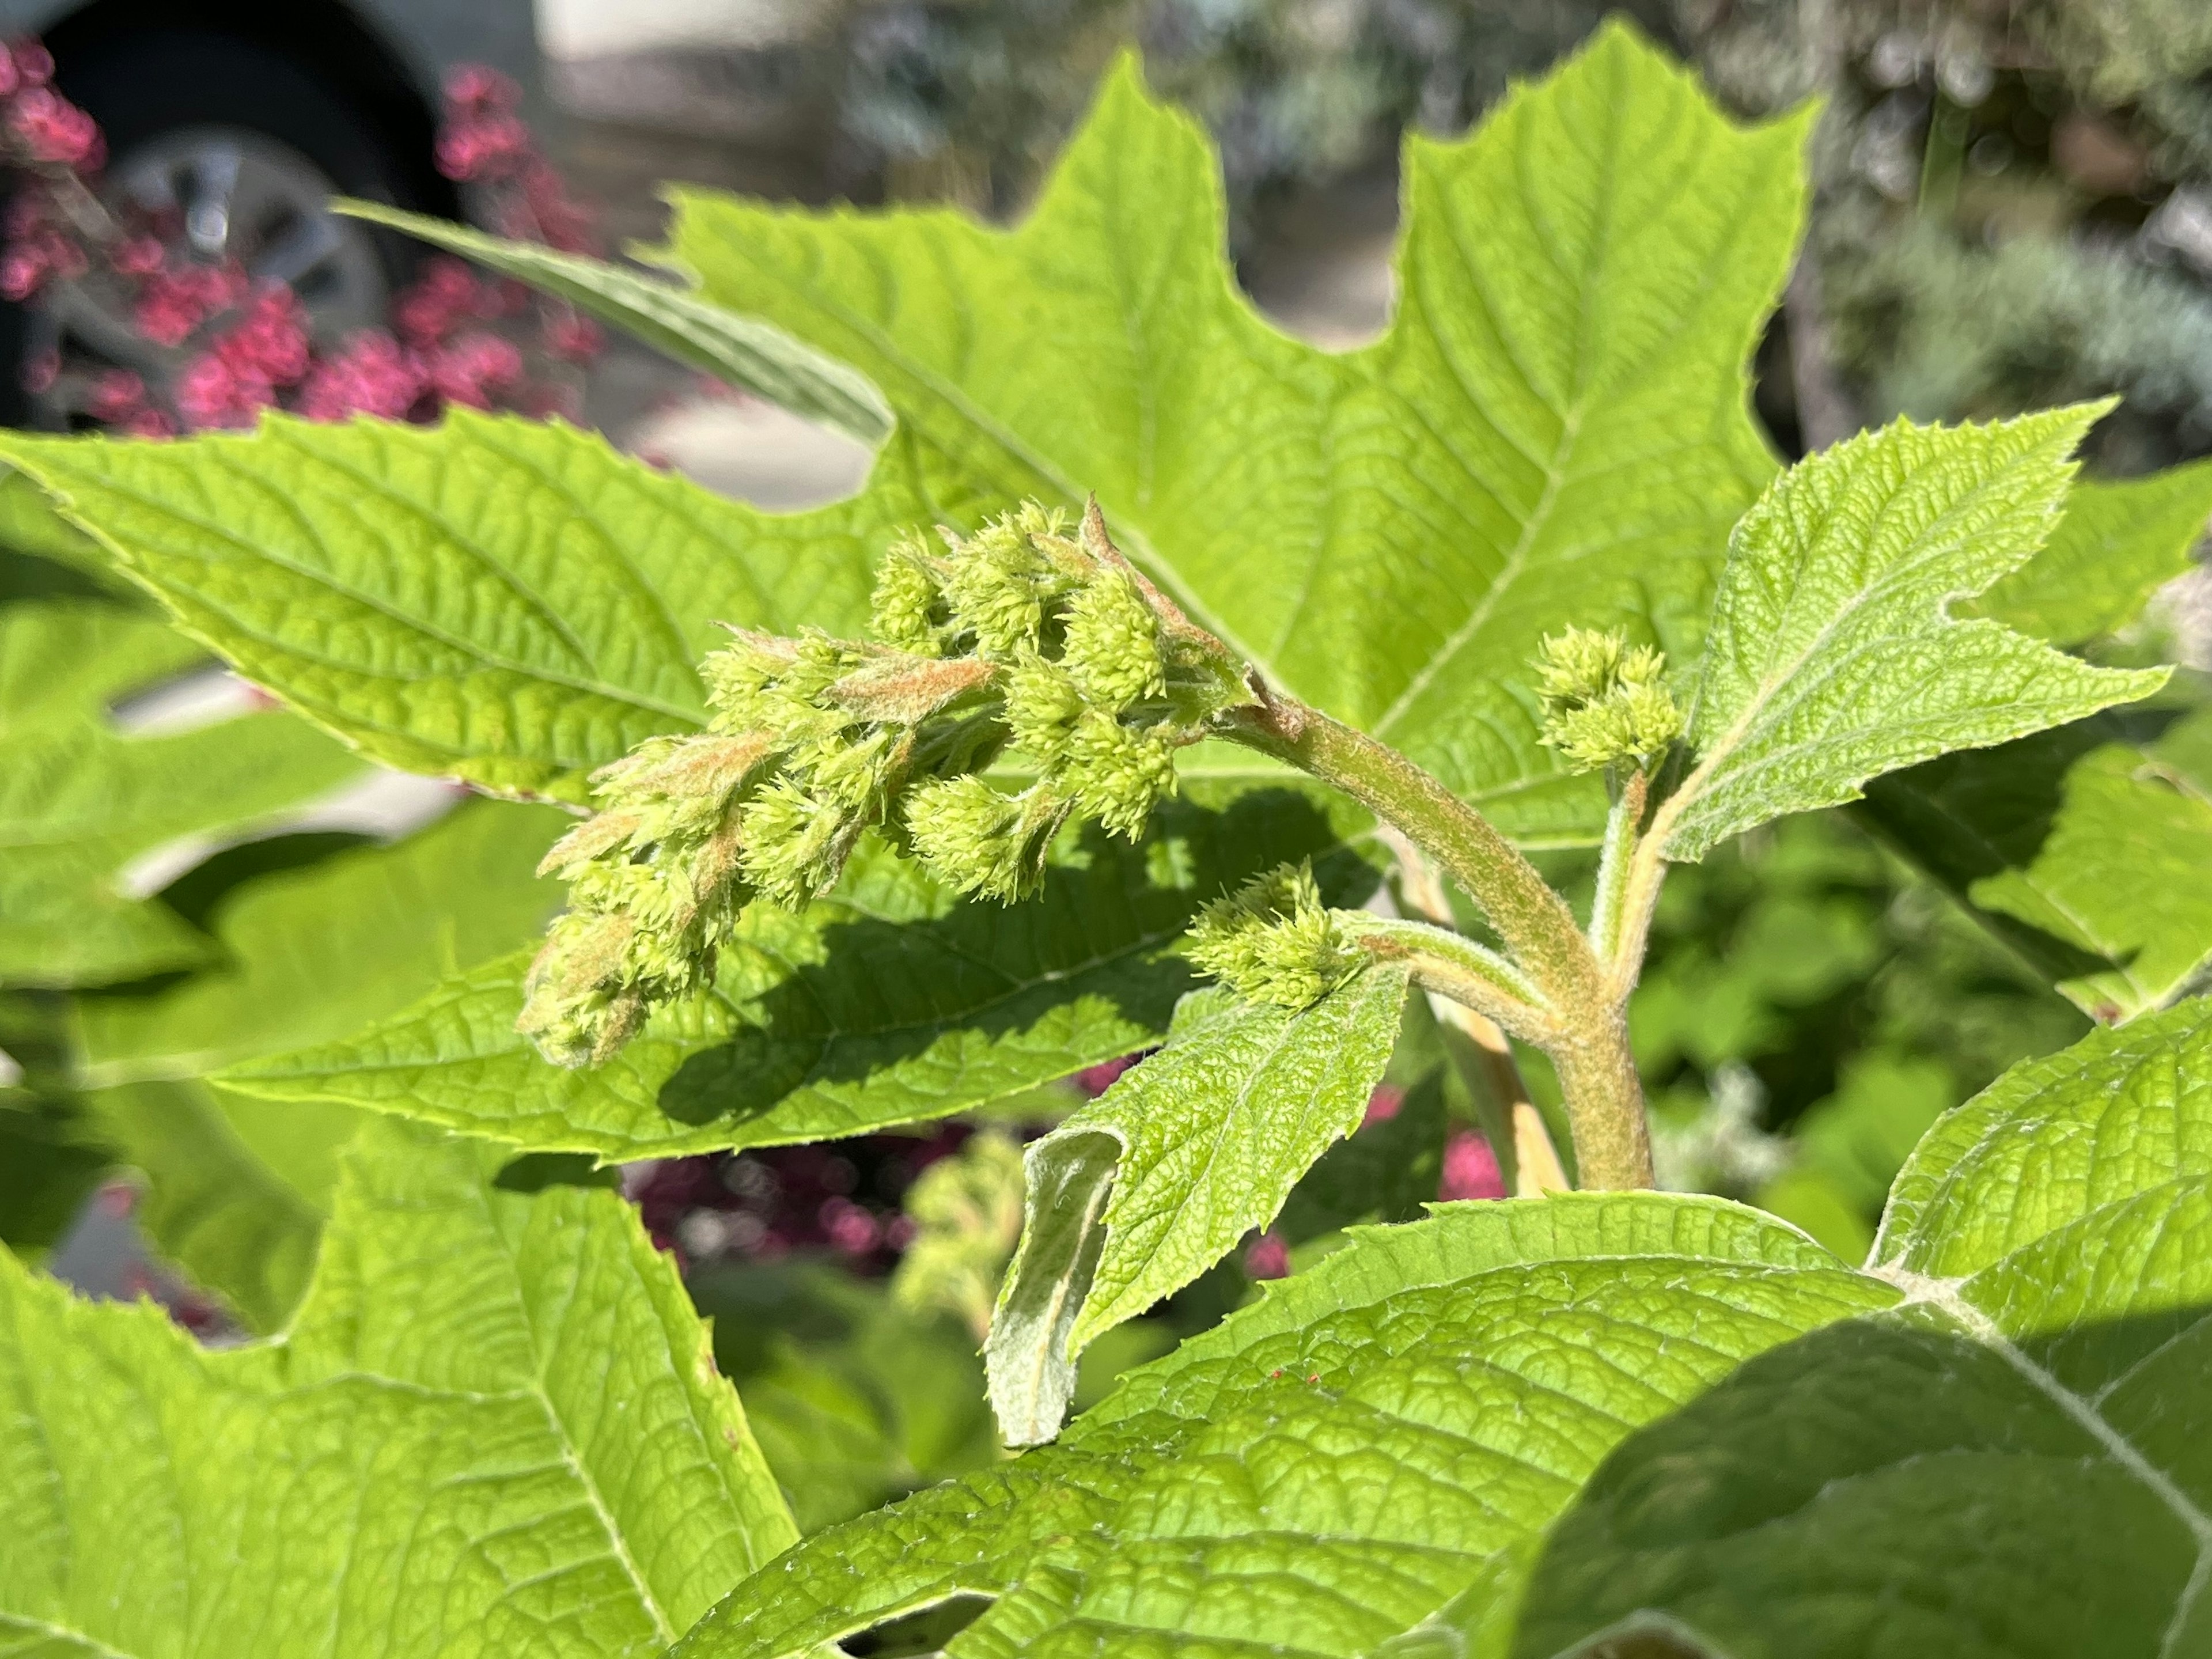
[[521, 498, 1250, 1067], [1532, 625, 1684, 773]]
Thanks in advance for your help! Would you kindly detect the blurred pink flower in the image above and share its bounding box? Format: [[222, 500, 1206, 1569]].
[[7, 85, 99, 168], [1440, 1129, 1507, 1201], [298, 331, 425, 421], [1244, 1231, 1291, 1280], [425, 329, 523, 409]]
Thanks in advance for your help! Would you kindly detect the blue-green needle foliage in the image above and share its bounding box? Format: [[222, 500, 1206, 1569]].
[[520, 502, 1249, 1067], [1534, 625, 1684, 772]]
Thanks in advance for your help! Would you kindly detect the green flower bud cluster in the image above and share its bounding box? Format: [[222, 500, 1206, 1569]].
[[1185, 862, 1366, 1010], [889, 1128, 1026, 1342], [1533, 626, 1684, 772], [520, 630, 995, 1067], [521, 500, 1245, 1068]]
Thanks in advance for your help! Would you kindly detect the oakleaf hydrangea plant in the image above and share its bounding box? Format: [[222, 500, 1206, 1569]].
[[5, 21, 2212, 1659]]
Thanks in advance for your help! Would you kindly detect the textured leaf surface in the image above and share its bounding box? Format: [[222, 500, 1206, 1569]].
[[1662, 410, 2168, 860], [334, 200, 894, 445], [676, 1195, 1880, 1659], [690, 1003, 2212, 1657], [218, 788, 1368, 1158], [987, 967, 1411, 1445], [0, 412, 931, 801], [1859, 680, 2212, 1021], [3, 28, 1809, 850], [0, 600, 360, 987], [665, 25, 1806, 847], [1968, 460, 2212, 645], [0, 1118, 796, 1658]]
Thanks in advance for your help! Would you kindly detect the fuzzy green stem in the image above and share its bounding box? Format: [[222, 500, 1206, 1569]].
[[1588, 768, 1650, 970], [1220, 681, 1654, 1190]]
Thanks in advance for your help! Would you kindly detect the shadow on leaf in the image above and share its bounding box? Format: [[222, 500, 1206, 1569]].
[[1510, 1306, 2209, 1658], [654, 787, 1375, 1134]]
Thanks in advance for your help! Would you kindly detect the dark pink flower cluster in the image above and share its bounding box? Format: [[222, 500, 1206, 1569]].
[[628, 1128, 974, 1275], [1, 38, 605, 434], [135, 262, 248, 347], [176, 286, 312, 428], [1, 194, 86, 300], [434, 65, 594, 255]]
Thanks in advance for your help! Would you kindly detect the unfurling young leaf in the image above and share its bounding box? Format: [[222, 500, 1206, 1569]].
[[986, 965, 1411, 1445]]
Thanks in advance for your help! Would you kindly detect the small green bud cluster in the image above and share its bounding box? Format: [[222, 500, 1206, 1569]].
[[521, 500, 1244, 1067], [889, 1128, 1026, 1342], [1185, 862, 1366, 1010], [1533, 626, 1684, 772]]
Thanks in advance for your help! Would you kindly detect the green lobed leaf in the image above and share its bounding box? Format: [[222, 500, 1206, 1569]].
[[331, 200, 895, 446], [0, 1118, 797, 1657], [54, 799, 569, 1330], [215, 787, 1371, 1159], [665, 24, 1808, 847], [1, 25, 1805, 849], [1858, 677, 2212, 1022], [0, 599, 362, 988], [986, 965, 1412, 1446], [1967, 459, 2212, 645], [0, 994, 108, 1257], [0, 411, 949, 802], [85, 1080, 335, 1331], [685, 1001, 2212, 1657], [1662, 409, 2169, 861], [76, 797, 569, 1084]]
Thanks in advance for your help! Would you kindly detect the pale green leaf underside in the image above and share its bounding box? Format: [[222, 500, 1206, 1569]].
[[986, 967, 1411, 1446], [0, 412, 950, 802], [687, 1002, 2212, 1658], [1665, 409, 2168, 861], [0, 600, 361, 988], [331, 199, 895, 446], [664, 24, 1806, 847], [1859, 680, 2212, 1022], [216, 789, 1370, 1159], [0, 1118, 796, 1659], [1525, 999, 2212, 1657], [1968, 459, 2212, 645]]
